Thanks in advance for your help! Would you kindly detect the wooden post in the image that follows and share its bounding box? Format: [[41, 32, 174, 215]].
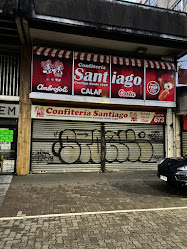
[[16, 46, 32, 175]]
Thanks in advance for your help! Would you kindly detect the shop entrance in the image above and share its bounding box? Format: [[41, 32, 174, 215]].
[[31, 120, 165, 173], [0, 119, 18, 173]]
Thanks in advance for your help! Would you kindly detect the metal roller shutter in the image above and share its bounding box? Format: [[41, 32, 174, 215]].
[[104, 123, 164, 171], [31, 120, 164, 173], [182, 132, 187, 156], [31, 120, 101, 173]]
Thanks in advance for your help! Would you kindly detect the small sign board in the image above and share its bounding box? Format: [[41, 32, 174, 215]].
[[0, 104, 19, 118], [0, 130, 14, 142]]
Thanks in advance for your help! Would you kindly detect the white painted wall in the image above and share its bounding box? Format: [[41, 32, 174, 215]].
[[166, 108, 174, 158]]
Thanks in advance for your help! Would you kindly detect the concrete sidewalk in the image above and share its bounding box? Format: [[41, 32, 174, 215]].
[[0, 175, 13, 206], [0, 171, 186, 218], [0, 171, 187, 249]]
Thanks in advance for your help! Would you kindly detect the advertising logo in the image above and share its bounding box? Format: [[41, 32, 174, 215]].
[[147, 81, 160, 95], [130, 112, 137, 122], [118, 89, 136, 98], [34, 106, 44, 117], [41, 60, 64, 83]]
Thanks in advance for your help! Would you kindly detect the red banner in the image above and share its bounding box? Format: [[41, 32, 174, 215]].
[[74, 60, 110, 97], [32, 54, 72, 95], [111, 64, 144, 99], [32, 47, 176, 105], [146, 69, 175, 101]]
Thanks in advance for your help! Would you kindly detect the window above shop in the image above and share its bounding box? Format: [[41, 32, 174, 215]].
[[178, 55, 187, 86], [145, 0, 157, 5], [173, 1, 183, 11], [0, 49, 20, 98], [139, 0, 187, 11]]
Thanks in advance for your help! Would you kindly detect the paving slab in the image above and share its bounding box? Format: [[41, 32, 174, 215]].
[[0, 171, 186, 217], [0, 209, 186, 249], [0, 175, 13, 206], [0, 171, 186, 249]]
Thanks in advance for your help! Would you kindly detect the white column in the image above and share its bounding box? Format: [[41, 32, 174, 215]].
[[166, 108, 174, 158], [175, 115, 181, 157]]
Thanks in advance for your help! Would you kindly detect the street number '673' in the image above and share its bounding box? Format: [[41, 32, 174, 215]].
[[154, 117, 165, 123]]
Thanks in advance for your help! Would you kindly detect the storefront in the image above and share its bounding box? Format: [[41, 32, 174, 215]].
[[31, 105, 166, 172], [30, 46, 176, 173], [1, 1, 186, 176], [0, 103, 19, 173]]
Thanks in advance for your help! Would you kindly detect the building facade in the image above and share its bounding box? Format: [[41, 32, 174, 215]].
[[137, 0, 187, 12], [137, 0, 187, 159], [0, 0, 187, 175], [0, 0, 21, 173]]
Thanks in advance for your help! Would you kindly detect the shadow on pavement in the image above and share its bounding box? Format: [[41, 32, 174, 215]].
[[143, 179, 187, 197], [110, 175, 187, 198]]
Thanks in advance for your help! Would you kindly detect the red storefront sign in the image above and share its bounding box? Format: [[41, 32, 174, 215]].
[[32, 47, 73, 94], [145, 61, 175, 102], [111, 57, 144, 99], [74, 52, 110, 97], [32, 47, 176, 104], [32, 105, 166, 124]]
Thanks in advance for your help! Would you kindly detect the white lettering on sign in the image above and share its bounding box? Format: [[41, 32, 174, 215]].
[[153, 117, 165, 123], [81, 88, 102, 96], [37, 84, 68, 93], [111, 72, 142, 87], [74, 68, 109, 83], [118, 89, 136, 98], [78, 63, 106, 70], [74, 69, 142, 88]]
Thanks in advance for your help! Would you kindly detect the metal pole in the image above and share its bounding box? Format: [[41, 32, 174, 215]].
[[101, 123, 106, 172]]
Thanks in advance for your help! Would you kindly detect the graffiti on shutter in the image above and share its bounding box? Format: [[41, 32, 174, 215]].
[[31, 120, 164, 172], [52, 129, 101, 164], [104, 123, 164, 171]]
